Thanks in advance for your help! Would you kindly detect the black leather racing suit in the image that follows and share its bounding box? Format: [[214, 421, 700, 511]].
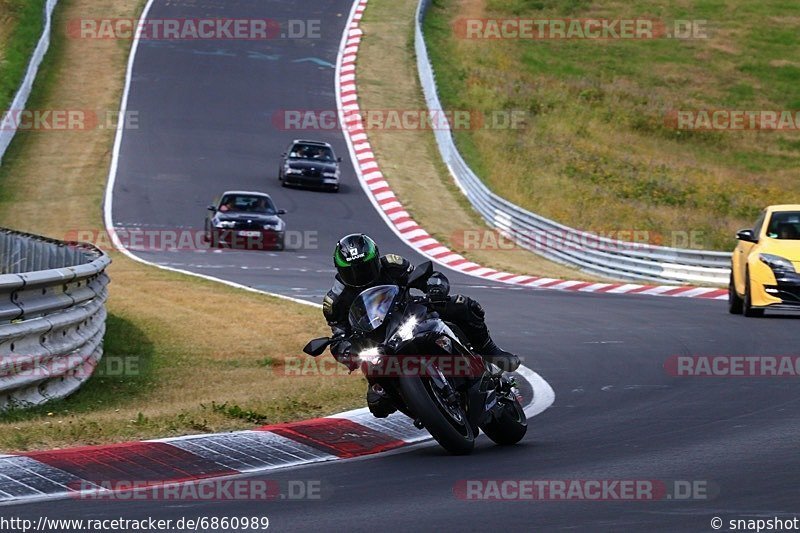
[[322, 254, 518, 370]]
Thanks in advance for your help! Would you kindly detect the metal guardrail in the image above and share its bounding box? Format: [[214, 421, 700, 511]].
[[0, 0, 59, 165], [0, 229, 110, 409], [414, 0, 730, 285]]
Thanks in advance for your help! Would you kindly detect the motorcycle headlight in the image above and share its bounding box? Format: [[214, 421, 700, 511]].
[[393, 317, 418, 343], [214, 220, 236, 229], [357, 346, 383, 365], [759, 253, 796, 272]]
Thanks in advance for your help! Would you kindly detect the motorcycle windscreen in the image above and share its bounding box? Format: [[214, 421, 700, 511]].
[[348, 285, 400, 333]]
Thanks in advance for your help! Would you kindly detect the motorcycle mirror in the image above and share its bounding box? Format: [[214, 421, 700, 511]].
[[303, 337, 332, 356], [408, 260, 434, 290]]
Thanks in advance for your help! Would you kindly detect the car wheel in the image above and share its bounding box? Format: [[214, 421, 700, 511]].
[[743, 269, 764, 317], [728, 272, 743, 314], [204, 227, 217, 248], [275, 235, 285, 251]]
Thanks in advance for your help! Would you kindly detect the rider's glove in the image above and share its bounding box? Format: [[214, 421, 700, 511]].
[[331, 339, 358, 372]]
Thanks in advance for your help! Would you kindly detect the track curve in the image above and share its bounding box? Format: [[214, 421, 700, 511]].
[[8, 0, 799, 531]]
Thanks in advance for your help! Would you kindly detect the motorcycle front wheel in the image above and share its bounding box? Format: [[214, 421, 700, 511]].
[[399, 376, 475, 455]]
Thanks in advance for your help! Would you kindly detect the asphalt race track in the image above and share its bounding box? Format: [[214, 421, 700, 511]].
[[7, 0, 800, 531]]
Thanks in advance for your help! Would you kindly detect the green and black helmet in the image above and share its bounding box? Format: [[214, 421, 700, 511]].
[[333, 234, 380, 287]]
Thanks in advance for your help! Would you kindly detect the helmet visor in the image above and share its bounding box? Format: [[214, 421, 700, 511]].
[[338, 258, 381, 287]]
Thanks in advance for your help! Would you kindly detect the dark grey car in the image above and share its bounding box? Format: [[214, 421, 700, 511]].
[[204, 191, 287, 250], [278, 139, 342, 192]]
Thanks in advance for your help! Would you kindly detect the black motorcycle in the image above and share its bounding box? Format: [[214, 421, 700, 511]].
[[303, 261, 527, 455]]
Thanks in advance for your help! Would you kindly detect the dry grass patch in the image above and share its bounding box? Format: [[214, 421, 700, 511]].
[[0, 0, 47, 112], [424, 0, 800, 251], [359, 0, 595, 282], [0, 0, 361, 452], [0, 260, 363, 451]]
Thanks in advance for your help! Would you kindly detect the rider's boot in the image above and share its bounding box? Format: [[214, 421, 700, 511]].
[[477, 336, 521, 373], [366, 383, 396, 418]]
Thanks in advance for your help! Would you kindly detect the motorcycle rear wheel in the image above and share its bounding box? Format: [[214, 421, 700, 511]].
[[481, 397, 527, 445]]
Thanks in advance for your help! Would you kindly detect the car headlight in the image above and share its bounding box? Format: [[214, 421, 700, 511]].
[[322, 171, 339, 178], [357, 346, 383, 365], [263, 223, 281, 230], [214, 220, 236, 229], [759, 253, 796, 272], [285, 167, 303, 175]]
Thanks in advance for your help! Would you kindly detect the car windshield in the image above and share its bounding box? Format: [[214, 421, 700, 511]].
[[289, 143, 335, 162], [218, 194, 276, 214], [348, 285, 400, 333], [766, 211, 800, 240]]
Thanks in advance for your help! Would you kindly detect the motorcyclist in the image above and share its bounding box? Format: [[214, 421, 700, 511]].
[[322, 233, 521, 418]]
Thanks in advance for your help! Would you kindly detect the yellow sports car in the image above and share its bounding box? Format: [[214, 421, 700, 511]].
[[730, 204, 800, 316]]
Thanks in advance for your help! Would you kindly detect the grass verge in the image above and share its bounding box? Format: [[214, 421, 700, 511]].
[[423, 0, 800, 251], [0, 0, 47, 113], [359, 0, 596, 281], [0, 0, 361, 452]]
